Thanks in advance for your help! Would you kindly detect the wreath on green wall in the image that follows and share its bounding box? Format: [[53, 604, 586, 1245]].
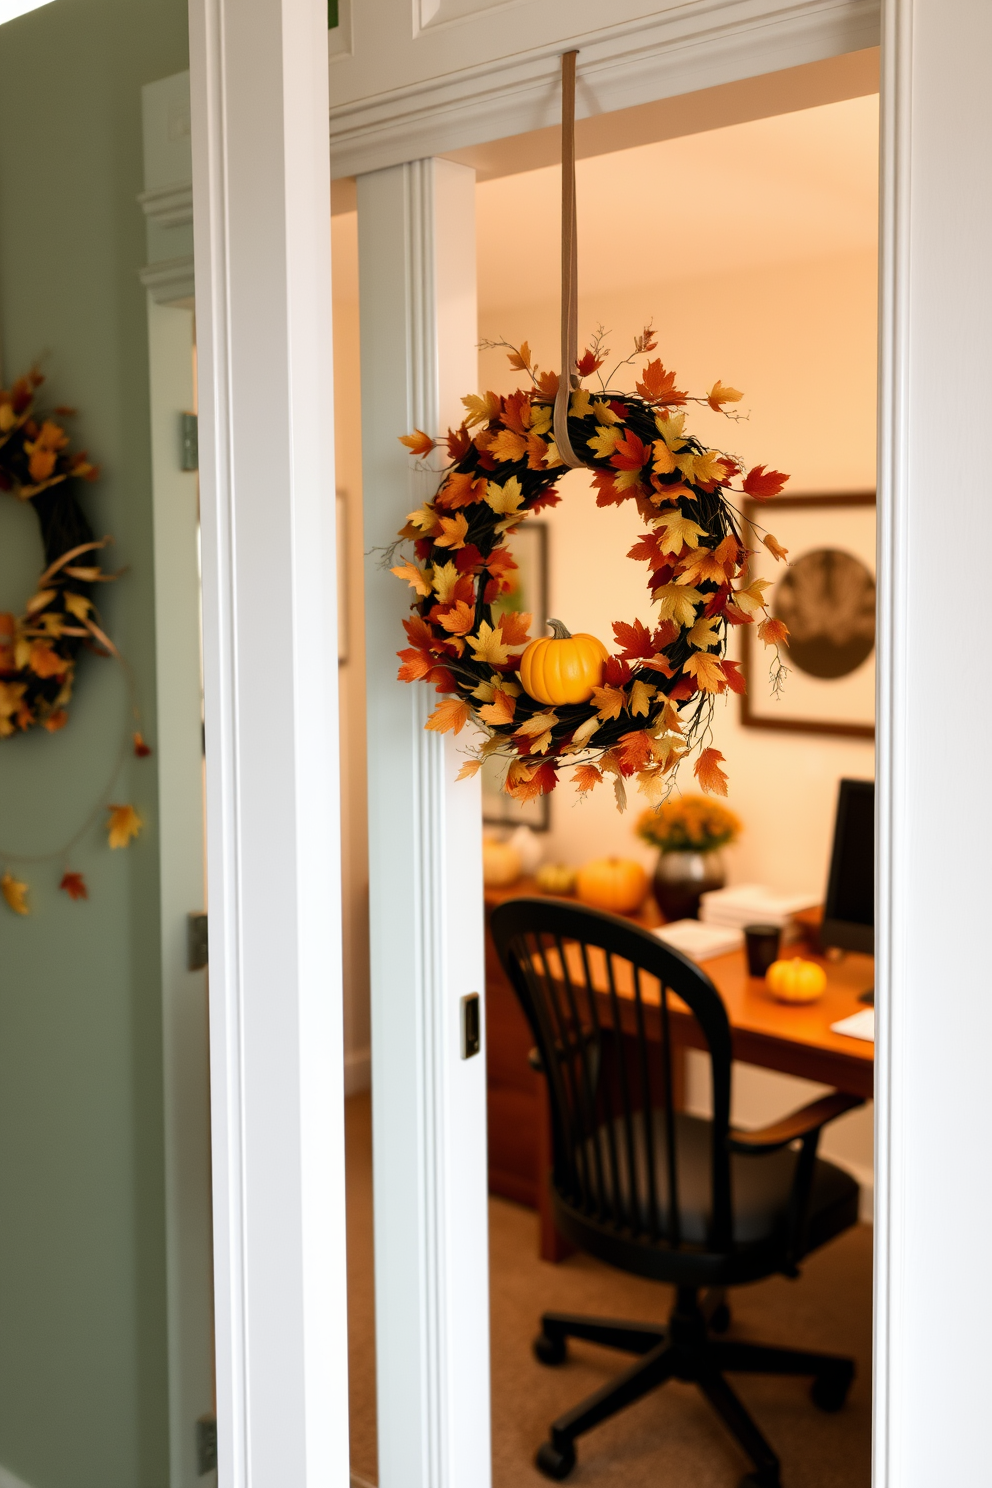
[[391, 330, 791, 811], [0, 370, 147, 914]]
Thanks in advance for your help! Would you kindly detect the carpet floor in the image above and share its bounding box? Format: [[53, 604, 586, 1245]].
[[346, 1092, 871, 1488]]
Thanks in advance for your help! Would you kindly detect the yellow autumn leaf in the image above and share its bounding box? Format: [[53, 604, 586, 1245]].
[[587, 425, 624, 460], [636, 767, 670, 806], [434, 512, 470, 549], [654, 411, 687, 450], [687, 615, 721, 650], [462, 390, 501, 428], [569, 388, 593, 419], [653, 583, 703, 628], [677, 448, 725, 486], [592, 399, 623, 426], [468, 621, 511, 667], [107, 804, 142, 849], [629, 679, 657, 717], [485, 476, 524, 516], [431, 561, 460, 603], [652, 440, 678, 476], [654, 511, 707, 554], [489, 428, 530, 463], [707, 380, 743, 410], [590, 684, 625, 722], [391, 561, 432, 597], [26, 589, 56, 615], [683, 651, 726, 693], [406, 503, 440, 535], [1, 872, 29, 915], [63, 591, 92, 620], [515, 711, 558, 738], [456, 758, 483, 780], [734, 578, 773, 616]]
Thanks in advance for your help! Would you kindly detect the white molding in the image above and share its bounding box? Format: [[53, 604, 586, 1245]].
[[875, 0, 992, 1482], [138, 182, 194, 228], [328, 0, 879, 177], [359, 157, 491, 1488], [139, 255, 195, 307], [189, 0, 349, 1484]]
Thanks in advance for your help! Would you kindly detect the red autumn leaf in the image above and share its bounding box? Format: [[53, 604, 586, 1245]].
[[742, 465, 790, 499], [133, 732, 153, 757], [399, 428, 435, 458], [60, 871, 88, 901], [486, 546, 518, 579], [500, 389, 532, 436], [720, 659, 747, 695], [616, 730, 654, 775], [414, 537, 433, 561], [612, 618, 656, 661], [428, 665, 457, 693], [592, 470, 630, 508], [635, 359, 687, 406], [695, 747, 729, 796], [609, 431, 650, 471], [445, 424, 472, 461], [703, 586, 732, 618], [530, 486, 562, 512], [454, 544, 483, 574], [499, 610, 532, 647], [667, 674, 698, 702], [575, 349, 604, 377], [602, 655, 632, 688], [627, 532, 667, 568]]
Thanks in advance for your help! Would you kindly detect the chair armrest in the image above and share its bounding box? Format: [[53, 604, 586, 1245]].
[[728, 1092, 864, 1154]]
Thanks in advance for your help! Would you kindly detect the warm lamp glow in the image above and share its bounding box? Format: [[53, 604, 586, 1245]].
[[0, 0, 56, 23]]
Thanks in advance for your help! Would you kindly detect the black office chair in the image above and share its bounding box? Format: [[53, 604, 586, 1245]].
[[490, 897, 864, 1488]]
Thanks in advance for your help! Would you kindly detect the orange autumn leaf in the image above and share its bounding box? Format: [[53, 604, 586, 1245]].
[[391, 561, 432, 597], [498, 610, 532, 647], [436, 600, 475, 635], [683, 651, 727, 693], [1, 872, 29, 915], [456, 758, 483, 781], [397, 647, 434, 682], [742, 465, 789, 499], [616, 730, 654, 774], [133, 731, 153, 757], [60, 871, 88, 901], [43, 709, 69, 733], [574, 764, 603, 793], [436, 471, 487, 509], [489, 428, 529, 464], [535, 369, 559, 400], [107, 804, 142, 849], [590, 684, 626, 722], [694, 748, 729, 797], [507, 341, 532, 372], [635, 359, 687, 407], [29, 641, 67, 678], [478, 689, 516, 726], [425, 698, 471, 736], [762, 533, 789, 562], [399, 428, 435, 458], [435, 512, 470, 549], [758, 617, 790, 648]]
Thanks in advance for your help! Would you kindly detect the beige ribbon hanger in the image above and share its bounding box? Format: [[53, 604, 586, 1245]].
[[552, 50, 588, 471]]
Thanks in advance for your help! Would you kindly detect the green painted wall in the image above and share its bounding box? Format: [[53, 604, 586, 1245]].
[[0, 1, 188, 1484]]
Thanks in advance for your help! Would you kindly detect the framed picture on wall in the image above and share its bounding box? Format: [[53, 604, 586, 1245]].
[[482, 521, 551, 831], [740, 493, 876, 739]]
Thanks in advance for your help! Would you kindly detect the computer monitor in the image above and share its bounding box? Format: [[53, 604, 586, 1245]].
[[822, 778, 874, 955]]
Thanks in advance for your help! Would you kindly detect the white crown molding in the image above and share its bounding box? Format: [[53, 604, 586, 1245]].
[[328, 0, 880, 178], [140, 255, 195, 306], [137, 181, 194, 228]]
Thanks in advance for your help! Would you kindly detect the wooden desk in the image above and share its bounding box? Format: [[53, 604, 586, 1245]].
[[484, 880, 874, 1258]]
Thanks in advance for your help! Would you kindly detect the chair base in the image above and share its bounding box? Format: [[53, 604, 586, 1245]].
[[533, 1287, 853, 1486]]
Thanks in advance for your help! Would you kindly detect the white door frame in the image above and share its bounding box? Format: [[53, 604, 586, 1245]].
[[184, 0, 992, 1483], [189, 0, 349, 1484]]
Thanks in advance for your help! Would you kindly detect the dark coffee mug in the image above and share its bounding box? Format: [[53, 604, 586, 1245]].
[[744, 923, 781, 978]]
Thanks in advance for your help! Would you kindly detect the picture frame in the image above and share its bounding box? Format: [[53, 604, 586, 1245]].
[[740, 492, 876, 739], [481, 520, 551, 831]]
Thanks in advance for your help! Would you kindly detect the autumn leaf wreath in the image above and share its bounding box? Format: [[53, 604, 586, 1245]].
[[392, 329, 790, 812]]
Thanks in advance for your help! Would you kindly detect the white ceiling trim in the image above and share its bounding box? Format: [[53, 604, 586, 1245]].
[[328, 0, 880, 178]]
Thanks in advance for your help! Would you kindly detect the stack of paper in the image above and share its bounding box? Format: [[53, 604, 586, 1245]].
[[652, 920, 745, 964], [699, 884, 819, 943], [830, 1008, 875, 1043]]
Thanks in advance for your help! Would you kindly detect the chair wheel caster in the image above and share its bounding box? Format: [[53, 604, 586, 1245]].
[[811, 1362, 854, 1412], [536, 1439, 576, 1480], [534, 1331, 567, 1366], [709, 1301, 731, 1334]]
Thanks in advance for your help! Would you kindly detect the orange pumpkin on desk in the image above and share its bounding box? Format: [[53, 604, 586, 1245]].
[[766, 957, 827, 1004], [576, 857, 648, 915], [519, 619, 608, 706]]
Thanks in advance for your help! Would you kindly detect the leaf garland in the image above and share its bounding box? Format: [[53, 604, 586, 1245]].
[[392, 330, 791, 811]]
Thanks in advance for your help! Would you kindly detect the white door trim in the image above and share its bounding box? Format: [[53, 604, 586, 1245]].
[[189, 0, 349, 1484]]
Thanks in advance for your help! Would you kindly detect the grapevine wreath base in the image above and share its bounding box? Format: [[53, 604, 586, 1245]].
[[392, 330, 791, 811]]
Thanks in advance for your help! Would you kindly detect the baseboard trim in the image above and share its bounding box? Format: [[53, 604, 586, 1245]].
[[344, 1045, 371, 1096]]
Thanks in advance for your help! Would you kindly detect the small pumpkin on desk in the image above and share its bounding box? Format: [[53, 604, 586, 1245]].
[[535, 862, 578, 896], [519, 619, 609, 706], [482, 837, 522, 888], [576, 856, 648, 915], [766, 956, 827, 1004]]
